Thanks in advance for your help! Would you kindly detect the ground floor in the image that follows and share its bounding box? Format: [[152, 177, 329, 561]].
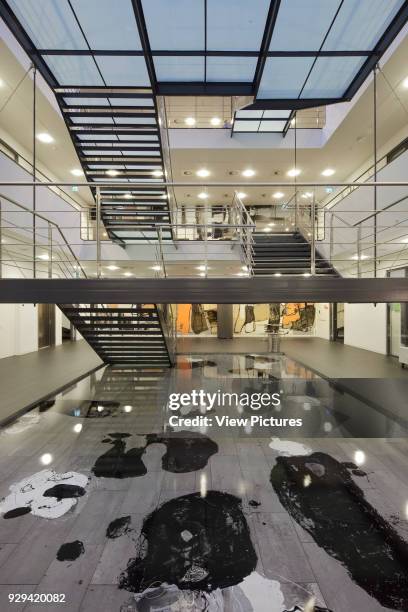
[[0, 340, 407, 611]]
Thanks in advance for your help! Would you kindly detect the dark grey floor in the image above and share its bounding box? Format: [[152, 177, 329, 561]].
[[178, 336, 408, 379], [0, 341, 103, 425], [0, 355, 407, 611], [281, 337, 408, 380]]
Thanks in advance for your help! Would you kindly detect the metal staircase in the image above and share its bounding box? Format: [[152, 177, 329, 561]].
[[58, 304, 174, 367], [253, 232, 338, 276], [58, 87, 173, 243]]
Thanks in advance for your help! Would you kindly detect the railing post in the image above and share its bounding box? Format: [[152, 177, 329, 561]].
[[357, 225, 362, 278], [330, 213, 334, 264], [158, 225, 166, 278], [310, 195, 316, 275], [0, 198, 2, 279], [96, 186, 101, 279], [48, 222, 52, 279]]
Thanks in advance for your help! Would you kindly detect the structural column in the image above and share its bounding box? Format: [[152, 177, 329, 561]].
[[217, 304, 233, 339]]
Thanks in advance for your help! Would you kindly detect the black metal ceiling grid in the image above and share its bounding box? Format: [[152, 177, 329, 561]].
[[1, 0, 407, 107]]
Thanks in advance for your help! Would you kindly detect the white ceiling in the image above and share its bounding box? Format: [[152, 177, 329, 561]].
[[0, 39, 93, 206]]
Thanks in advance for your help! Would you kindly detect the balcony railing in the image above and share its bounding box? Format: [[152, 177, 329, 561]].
[[1, 180, 408, 279]]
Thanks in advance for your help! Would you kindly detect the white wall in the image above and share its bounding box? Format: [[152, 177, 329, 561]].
[[0, 304, 17, 359], [14, 304, 38, 355], [314, 303, 331, 340], [344, 303, 387, 354]]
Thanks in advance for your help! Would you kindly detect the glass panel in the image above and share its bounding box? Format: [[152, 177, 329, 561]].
[[75, 133, 118, 139], [42, 54, 103, 85], [154, 56, 205, 81], [96, 56, 150, 86], [70, 116, 114, 124], [259, 120, 287, 131], [257, 57, 314, 98], [118, 135, 158, 141], [236, 110, 263, 118], [108, 98, 154, 106], [142, 0, 204, 50], [301, 56, 365, 98], [207, 0, 270, 51], [63, 97, 110, 106], [70, 0, 142, 50], [263, 110, 291, 118], [270, 0, 340, 51], [206, 57, 257, 82], [324, 0, 404, 51], [7, 0, 86, 49], [233, 120, 260, 131], [115, 117, 157, 124], [77, 134, 117, 140]]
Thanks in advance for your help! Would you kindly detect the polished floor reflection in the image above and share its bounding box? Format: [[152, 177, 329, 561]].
[[0, 354, 407, 611]]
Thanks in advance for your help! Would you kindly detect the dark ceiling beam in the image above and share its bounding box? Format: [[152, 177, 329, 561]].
[[253, 0, 281, 97], [245, 98, 343, 111], [156, 82, 253, 96], [2, 278, 408, 304], [35, 49, 371, 58], [130, 0, 158, 92]]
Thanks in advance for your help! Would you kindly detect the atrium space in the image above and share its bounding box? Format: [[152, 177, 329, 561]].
[[0, 1, 408, 611]]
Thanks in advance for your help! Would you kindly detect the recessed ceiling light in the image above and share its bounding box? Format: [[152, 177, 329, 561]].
[[73, 423, 82, 433], [196, 168, 210, 178], [124, 405, 133, 413], [274, 272, 282, 277], [37, 132, 54, 144], [106, 169, 120, 177], [402, 76, 408, 89], [103, 232, 108, 237], [210, 117, 221, 126], [106, 264, 119, 271], [263, 227, 272, 233], [303, 273, 311, 277], [351, 254, 369, 260], [37, 253, 50, 261], [287, 168, 301, 177], [152, 170, 163, 177], [40, 453, 53, 465], [242, 168, 255, 178], [123, 272, 133, 277], [198, 192, 209, 199], [199, 272, 206, 277], [285, 227, 289, 232], [321, 168, 335, 177], [70, 168, 83, 177], [237, 192, 247, 199], [273, 192, 284, 199], [124, 193, 132, 199], [268, 222, 276, 227], [196, 265, 209, 272], [151, 265, 161, 271], [185, 117, 196, 126]]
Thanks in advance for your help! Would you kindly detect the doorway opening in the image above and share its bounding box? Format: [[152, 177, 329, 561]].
[[37, 304, 55, 349]]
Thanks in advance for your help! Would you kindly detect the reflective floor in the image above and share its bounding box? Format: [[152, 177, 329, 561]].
[[0, 354, 407, 611]]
